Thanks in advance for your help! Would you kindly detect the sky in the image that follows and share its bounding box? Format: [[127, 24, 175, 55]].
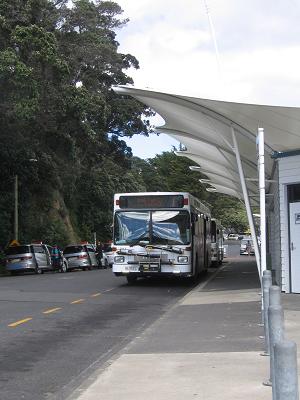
[[114, 0, 300, 158]]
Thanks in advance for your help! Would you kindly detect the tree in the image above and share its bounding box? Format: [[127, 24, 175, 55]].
[[0, 0, 152, 246], [132, 151, 249, 232]]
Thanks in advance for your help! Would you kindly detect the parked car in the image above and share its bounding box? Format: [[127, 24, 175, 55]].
[[5, 243, 68, 275], [101, 242, 116, 268], [240, 239, 255, 255], [63, 243, 99, 271], [227, 234, 240, 240], [222, 244, 228, 258]]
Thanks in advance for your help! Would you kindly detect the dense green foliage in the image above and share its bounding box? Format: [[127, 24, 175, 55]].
[[0, 0, 152, 247], [0, 0, 248, 248]]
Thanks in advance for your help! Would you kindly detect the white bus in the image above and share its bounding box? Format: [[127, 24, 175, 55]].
[[210, 218, 224, 266], [112, 192, 211, 283]]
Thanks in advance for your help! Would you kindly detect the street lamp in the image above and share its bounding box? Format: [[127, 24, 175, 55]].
[[14, 158, 38, 242]]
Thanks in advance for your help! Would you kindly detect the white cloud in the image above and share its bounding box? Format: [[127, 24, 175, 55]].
[[115, 0, 300, 156]]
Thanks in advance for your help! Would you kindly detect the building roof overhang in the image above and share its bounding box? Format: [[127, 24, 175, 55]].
[[113, 85, 300, 204]]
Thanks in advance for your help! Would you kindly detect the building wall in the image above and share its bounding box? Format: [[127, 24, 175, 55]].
[[278, 154, 300, 293], [268, 164, 281, 287]]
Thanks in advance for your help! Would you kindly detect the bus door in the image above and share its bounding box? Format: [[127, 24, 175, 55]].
[[203, 218, 208, 268], [192, 213, 205, 274], [191, 213, 199, 274]]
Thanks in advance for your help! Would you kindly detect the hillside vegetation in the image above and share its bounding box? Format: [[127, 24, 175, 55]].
[[0, 0, 248, 248]]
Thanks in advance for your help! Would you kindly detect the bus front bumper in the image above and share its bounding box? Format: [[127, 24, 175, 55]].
[[113, 263, 191, 276]]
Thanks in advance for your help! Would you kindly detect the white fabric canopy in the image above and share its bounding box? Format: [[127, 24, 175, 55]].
[[113, 85, 300, 202]]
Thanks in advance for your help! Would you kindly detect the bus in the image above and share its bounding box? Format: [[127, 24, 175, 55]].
[[112, 192, 211, 283], [210, 218, 224, 266]]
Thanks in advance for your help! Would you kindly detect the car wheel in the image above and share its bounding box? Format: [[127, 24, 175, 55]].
[[35, 266, 43, 275], [104, 260, 108, 269], [10, 271, 18, 276], [61, 262, 67, 273]]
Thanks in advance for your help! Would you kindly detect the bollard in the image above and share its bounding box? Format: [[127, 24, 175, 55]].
[[263, 304, 284, 391], [274, 339, 299, 400], [262, 273, 272, 355], [269, 285, 281, 307], [263, 269, 272, 278]]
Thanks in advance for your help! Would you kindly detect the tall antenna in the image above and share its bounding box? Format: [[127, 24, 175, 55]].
[[203, 0, 222, 78]]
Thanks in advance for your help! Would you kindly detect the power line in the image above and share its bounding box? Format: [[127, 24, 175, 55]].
[[202, 0, 222, 78]]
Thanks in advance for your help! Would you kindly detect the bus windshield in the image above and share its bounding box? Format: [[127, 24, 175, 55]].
[[114, 210, 190, 246]]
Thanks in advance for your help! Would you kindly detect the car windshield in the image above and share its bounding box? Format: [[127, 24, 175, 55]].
[[63, 245, 84, 254], [5, 245, 31, 255], [114, 210, 190, 246]]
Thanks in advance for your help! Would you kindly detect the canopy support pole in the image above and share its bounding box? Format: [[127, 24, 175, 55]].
[[231, 127, 261, 279], [257, 127, 267, 276]]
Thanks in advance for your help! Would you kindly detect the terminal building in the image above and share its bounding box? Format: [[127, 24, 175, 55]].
[[114, 86, 300, 293]]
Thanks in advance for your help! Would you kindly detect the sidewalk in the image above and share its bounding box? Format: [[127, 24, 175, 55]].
[[69, 258, 300, 400]]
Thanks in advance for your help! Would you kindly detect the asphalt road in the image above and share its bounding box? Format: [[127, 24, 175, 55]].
[[0, 242, 245, 400], [0, 266, 209, 400]]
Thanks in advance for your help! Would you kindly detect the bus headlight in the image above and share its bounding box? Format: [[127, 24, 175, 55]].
[[114, 256, 125, 263], [177, 256, 188, 263]]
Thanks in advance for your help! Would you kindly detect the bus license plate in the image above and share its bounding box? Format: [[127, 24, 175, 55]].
[[140, 263, 159, 272]]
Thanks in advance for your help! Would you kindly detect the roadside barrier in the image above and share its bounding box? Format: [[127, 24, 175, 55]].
[[262, 281, 299, 400]]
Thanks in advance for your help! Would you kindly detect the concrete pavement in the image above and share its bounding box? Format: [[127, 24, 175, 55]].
[[68, 257, 300, 400]]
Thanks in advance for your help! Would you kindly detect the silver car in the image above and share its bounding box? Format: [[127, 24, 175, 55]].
[[63, 244, 99, 271], [5, 244, 68, 275]]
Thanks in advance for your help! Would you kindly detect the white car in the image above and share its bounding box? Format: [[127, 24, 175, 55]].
[[227, 234, 239, 240], [101, 243, 116, 268], [240, 239, 255, 255]]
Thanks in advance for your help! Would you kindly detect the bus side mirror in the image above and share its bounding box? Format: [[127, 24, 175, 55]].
[[192, 214, 198, 222]]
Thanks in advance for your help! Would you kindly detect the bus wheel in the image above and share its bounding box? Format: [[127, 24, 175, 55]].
[[126, 275, 137, 284]]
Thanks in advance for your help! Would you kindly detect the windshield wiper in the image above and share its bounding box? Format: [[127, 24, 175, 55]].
[[147, 244, 183, 254], [129, 233, 150, 247]]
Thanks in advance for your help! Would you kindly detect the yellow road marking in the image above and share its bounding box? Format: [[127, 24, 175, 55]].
[[91, 293, 101, 297], [8, 318, 32, 327], [43, 307, 62, 314], [70, 299, 85, 304]]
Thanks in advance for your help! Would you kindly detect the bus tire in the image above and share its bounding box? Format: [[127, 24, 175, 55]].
[[126, 275, 137, 284]]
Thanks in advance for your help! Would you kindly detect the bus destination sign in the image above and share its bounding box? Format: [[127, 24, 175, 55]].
[[119, 195, 184, 209]]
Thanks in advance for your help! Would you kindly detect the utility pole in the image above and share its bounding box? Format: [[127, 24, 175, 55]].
[[14, 175, 18, 241]]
